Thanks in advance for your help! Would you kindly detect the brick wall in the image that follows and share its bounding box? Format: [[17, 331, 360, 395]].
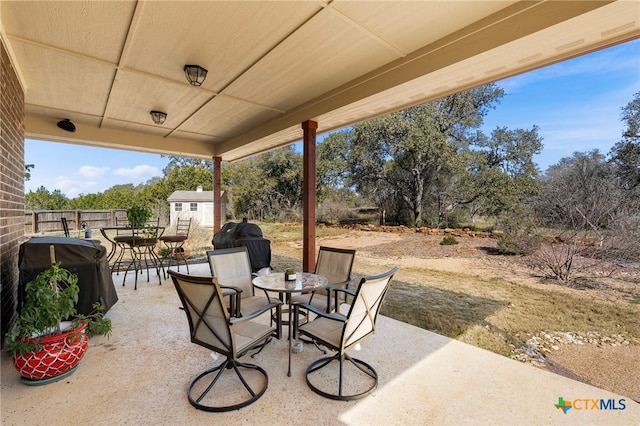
[[0, 38, 26, 346]]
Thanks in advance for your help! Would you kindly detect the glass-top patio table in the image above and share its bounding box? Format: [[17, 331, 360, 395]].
[[252, 272, 328, 376]]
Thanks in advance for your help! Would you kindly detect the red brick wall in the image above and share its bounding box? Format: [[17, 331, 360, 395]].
[[1, 38, 26, 346]]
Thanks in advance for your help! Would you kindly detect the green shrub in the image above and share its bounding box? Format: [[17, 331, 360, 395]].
[[126, 205, 152, 228], [495, 209, 541, 255], [440, 235, 459, 245]]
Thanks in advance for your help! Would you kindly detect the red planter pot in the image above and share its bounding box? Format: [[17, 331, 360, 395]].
[[12, 322, 89, 383]]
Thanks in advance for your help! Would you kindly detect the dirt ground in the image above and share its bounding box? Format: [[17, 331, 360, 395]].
[[273, 229, 640, 402]]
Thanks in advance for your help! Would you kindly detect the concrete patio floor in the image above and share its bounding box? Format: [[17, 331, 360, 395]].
[[2, 262, 638, 425]]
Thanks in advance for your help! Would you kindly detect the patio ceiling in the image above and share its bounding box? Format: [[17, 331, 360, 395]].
[[1, 1, 639, 162]]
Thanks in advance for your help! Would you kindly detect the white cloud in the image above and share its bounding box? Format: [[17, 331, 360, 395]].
[[78, 165, 109, 178], [55, 176, 99, 198], [113, 164, 162, 179]]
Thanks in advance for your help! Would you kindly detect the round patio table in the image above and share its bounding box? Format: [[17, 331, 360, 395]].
[[252, 272, 328, 376]]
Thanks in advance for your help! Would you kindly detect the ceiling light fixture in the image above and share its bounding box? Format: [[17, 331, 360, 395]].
[[57, 118, 76, 133], [150, 110, 167, 125], [184, 64, 208, 86]]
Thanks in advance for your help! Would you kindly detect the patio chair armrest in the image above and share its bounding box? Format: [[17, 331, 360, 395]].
[[229, 300, 282, 324], [219, 285, 242, 317], [295, 302, 345, 322], [332, 286, 356, 313], [325, 279, 354, 311], [333, 287, 355, 297], [219, 285, 242, 294], [325, 279, 352, 292]]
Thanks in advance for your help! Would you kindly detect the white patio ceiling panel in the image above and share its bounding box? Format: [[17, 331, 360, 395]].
[[178, 95, 283, 139], [10, 40, 116, 117], [333, 1, 514, 54], [1, 1, 638, 162], [3, 1, 133, 63], [120, 2, 323, 92], [104, 69, 211, 131], [223, 8, 399, 110]]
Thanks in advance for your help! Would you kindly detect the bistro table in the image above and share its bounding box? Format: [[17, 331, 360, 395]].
[[252, 271, 328, 377], [99, 226, 131, 264], [100, 225, 165, 273]]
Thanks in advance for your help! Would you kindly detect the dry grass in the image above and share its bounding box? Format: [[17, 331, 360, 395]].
[[258, 222, 350, 244], [380, 267, 640, 354], [265, 223, 640, 358]]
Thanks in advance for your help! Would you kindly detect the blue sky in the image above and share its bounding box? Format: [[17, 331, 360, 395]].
[[25, 39, 639, 199]]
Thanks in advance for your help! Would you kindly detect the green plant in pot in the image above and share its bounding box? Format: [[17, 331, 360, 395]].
[[5, 262, 112, 385], [126, 205, 152, 229]]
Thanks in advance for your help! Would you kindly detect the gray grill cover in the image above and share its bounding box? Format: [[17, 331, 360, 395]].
[[18, 237, 118, 315], [212, 222, 271, 273]]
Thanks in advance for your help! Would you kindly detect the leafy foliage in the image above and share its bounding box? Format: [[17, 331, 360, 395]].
[[439, 235, 459, 245], [126, 205, 153, 228], [337, 84, 542, 228], [609, 91, 640, 189], [495, 205, 541, 256], [25, 186, 70, 210], [223, 146, 302, 220], [24, 164, 34, 181], [465, 126, 542, 219], [5, 263, 111, 356]]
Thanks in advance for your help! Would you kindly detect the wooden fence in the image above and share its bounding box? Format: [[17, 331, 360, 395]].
[[25, 209, 130, 234]]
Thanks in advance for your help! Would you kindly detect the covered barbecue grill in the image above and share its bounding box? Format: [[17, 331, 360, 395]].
[[212, 221, 271, 272], [18, 237, 118, 315]]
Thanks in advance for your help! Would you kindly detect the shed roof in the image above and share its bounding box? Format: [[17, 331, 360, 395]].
[[167, 190, 224, 202]]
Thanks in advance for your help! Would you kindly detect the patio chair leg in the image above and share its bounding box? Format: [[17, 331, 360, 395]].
[[299, 337, 327, 354], [250, 336, 272, 358], [187, 358, 269, 412], [305, 352, 378, 401]]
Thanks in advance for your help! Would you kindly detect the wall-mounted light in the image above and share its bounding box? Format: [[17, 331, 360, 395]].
[[57, 118, 76, 133], [184, 64, 208, 86], [150, 110, 167, 125]]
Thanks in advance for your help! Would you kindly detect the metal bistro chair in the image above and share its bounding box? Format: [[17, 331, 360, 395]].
[[123, 218, 165, 289], [159, 218, 192, 273], [61, 217, 70, 237], [207, 247, 282, 353], [290, 246, 356, 314], [207, 247, 281, 321], [168, 270, 281, 412], [294, 267, 397, 401], [111, 216, 135, 274]]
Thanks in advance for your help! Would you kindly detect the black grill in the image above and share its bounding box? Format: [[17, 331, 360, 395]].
[[18, 237, 119, 315], [213, 221, 271, 272]]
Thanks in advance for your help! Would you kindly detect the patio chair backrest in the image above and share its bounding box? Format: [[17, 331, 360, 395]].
[[61, 217, 70, 238], [168, 271, 234, 357], [342, 267, 397, 350], [314, 246, 355, 296], [115, 216, 131, 236], [207, 246, 254, 298], [175, 218, 191, 236]]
